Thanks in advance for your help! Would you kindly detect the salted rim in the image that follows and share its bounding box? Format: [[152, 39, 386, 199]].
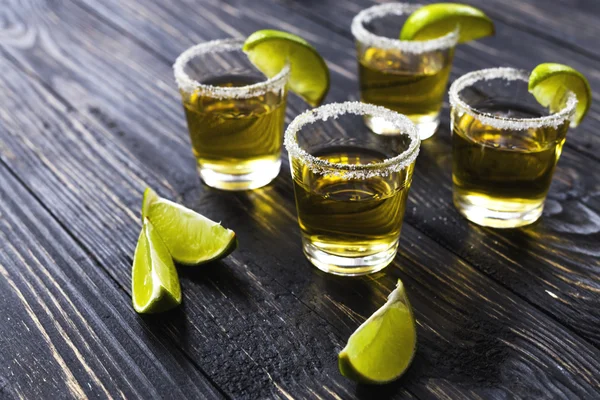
[[449, 67, 577, 130], [351, 3, 459, 53], [284, 101, 420, 179], [173, 38, 290, 99]]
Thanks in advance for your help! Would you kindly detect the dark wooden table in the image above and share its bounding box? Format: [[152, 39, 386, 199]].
[[1, 0, 599, 399]]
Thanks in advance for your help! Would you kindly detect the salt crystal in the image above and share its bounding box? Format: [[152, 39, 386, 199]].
[[173, 38, 290, 99], [449, 67, 576, 130], [284, 101, 420, 179], [351, 3, 459, 54]]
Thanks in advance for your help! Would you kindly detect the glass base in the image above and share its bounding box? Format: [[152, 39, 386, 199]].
[[364, 114, 439, 140], [198, 159, 281, 191], [302, 238, 398, 276], [453, 191, 544, 228]]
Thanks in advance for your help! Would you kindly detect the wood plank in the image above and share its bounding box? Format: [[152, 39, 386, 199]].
[[458, 0, 599, 60], [74, 0, 600, 349], [278, 0, 600, 60], [0, 171, 224, 399], [1, 0, 600, 398]]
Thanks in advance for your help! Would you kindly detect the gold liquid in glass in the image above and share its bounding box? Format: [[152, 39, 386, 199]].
[[174, 39, 288, 190], [285, 102, 420, 276], [449, 68, 576, 228], [352, 3, 458, 139]]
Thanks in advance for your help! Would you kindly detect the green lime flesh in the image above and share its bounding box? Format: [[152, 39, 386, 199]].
[[529, 63, 592, 127], [243, 29, 330, 107], [338, 279, 417, 384], [132, 219, 182, 314], [142, 188, 237, 265], [400, 3, 494, 43]]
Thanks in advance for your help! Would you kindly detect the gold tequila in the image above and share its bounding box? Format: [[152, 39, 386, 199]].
[[174, 39, 289, 191], [351, 3, 458, 139], [292, 147, 413, 265], [183, 75, 286, 178], [448, 67, 576, 227], [452, 104, 569, 227], [285, 102, 419, 275], [359, 47, 453, 136]]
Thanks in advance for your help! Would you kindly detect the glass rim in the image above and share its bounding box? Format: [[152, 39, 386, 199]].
[[351, 3, 459, 54], [449, 67, 578, 130], [173, 38, 290, 99], [284, 101, 420, 179]]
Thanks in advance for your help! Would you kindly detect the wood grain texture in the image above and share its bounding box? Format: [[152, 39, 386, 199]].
[[77, 0, 600, 350], [456, 0, 600, 60], [280, 0, 600, 60], [0, 170, 224, 399], [0, 0, 599, 398]]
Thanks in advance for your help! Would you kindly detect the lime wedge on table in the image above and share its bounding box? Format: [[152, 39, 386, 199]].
[[243, 29, 330, 107], [142, 188, 237, 265], [400, 3, 494, 43], [338, 279, 417, 384], [132, 219, 182, 314], [529, 63, 592, 127]]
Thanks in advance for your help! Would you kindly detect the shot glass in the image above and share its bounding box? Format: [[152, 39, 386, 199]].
[[173, 39, 289, 191], [284, 102, 420, 276], [351, 3, 458, 140], [449, 67, 577, 228]]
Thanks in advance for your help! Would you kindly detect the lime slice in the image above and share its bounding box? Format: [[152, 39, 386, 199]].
[[132, 218, 182, 314], [142, 188, 237, 265], [338, 279, 417, 384], [243, 29, 330, 107], [529, 63, 592, 127], [400, 3, 494, 43]]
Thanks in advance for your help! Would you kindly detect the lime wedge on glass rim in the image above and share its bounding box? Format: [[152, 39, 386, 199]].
[[400, 3, 494, 43], [132, 218, 182, 314], [338, 279, 417, 384], [243, 29, 330, 107], [529, 63, 592, 127], [142, 188, 237, 265]]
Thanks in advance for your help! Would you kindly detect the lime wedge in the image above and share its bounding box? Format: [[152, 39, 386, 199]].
[[338, 279, 417, 384], [142, 188, 237, 265], [243, 29, 330, 107], [132, 218, 182, 314], [529, 63, 592, 127], [400, 3, 494, 43]]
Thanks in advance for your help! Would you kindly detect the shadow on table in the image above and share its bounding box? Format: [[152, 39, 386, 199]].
[[137, 305, 188, 342], [178, 260, 250, 302], [353, 356, 422, 399], [138, 260, 250, 341], [355, 378, 413, 400]]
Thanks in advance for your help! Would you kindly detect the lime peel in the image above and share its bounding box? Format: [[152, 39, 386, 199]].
[[338, 279, 417, 384]]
